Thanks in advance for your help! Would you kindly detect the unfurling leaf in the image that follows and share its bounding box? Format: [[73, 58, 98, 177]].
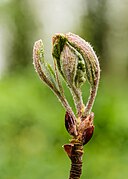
[[65, 33, 100, 87], [52, 33, 100, 116], [33, 39, 77, 120], [52, 32, 100, 88], [33, 39, 58, 89]]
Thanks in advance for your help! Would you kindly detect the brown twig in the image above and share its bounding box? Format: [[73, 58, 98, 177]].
[[64, 142, 83, 179]]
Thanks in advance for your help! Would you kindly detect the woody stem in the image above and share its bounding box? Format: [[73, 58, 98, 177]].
[[69, 143, 83, 179]]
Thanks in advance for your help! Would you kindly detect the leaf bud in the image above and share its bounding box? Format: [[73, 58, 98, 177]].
[[82, 125, 94, 145], [65, 111, 77, 136]]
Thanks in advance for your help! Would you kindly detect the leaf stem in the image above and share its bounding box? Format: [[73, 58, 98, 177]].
[[84, 55, 100, 116]]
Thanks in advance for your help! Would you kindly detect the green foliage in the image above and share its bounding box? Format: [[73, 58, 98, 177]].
[[0, 70, 128, 179]]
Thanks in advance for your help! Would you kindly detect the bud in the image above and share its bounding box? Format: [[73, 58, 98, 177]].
[[82, 126, 94, 145], [78, 112, 94, 145], [65, 112, 77, 136]]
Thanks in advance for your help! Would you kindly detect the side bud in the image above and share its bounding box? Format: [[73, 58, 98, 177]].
[[78, 112, 94, 145], [82, 126, 94, 145], [65, 112, 77, 137]]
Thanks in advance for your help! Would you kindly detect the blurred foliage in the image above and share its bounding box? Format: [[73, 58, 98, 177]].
[[79, 0, 108, 71], [0, 0, 40, 73], [0, 0, 128, 178], [79, 0, 128, 80], [0, 70, 128, 179]]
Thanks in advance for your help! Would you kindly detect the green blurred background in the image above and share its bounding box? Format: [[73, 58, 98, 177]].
[[0, 0, 128, 178]]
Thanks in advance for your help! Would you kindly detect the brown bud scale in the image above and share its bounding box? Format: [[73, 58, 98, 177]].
[[65, 112, 76, 136], [82, 125, 94, 145]]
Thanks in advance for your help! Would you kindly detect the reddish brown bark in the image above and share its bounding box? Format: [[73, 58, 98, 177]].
[[64, 142, 83, 179]]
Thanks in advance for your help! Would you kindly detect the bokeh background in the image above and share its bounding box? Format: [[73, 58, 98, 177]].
[[0, 0, 128, 178]]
